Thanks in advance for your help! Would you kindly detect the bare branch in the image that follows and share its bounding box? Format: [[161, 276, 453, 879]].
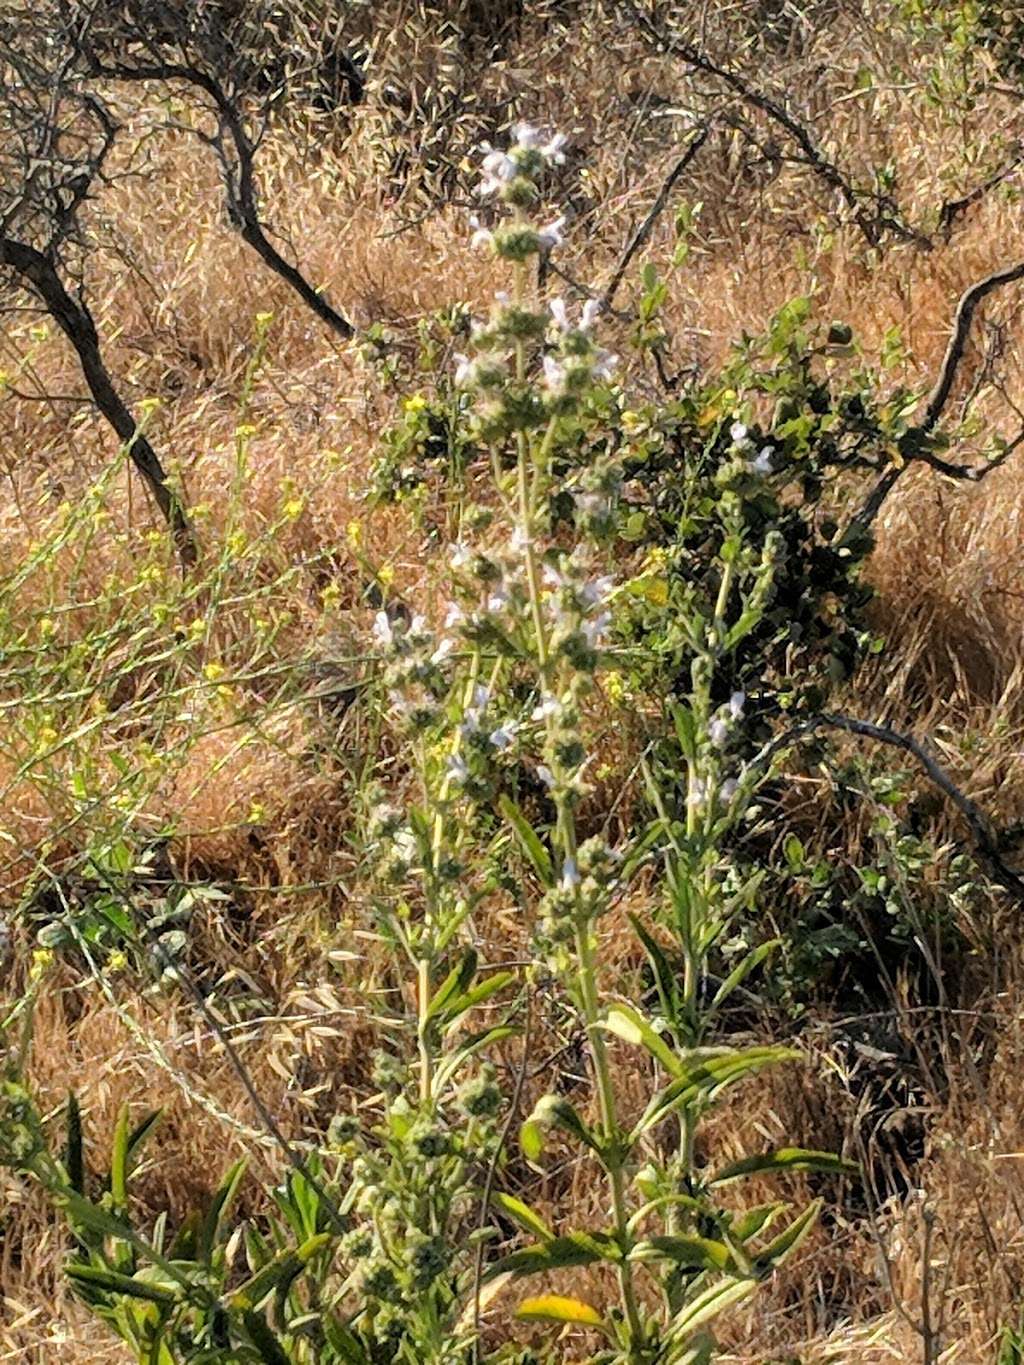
[[937, 142, 1024, 239]]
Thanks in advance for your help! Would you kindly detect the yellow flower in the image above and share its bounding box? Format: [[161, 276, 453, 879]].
[[346, 520, 363, 548], [203, 661, 226, 682], [404, 394, 428, 414], [283, 497, 304, 520], [30, 948, 54, 979]]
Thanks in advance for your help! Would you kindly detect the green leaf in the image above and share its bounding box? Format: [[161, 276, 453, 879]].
[[229, 1233, 331, 1310], [498, 796, 553, 887], [520, 1094, 600, 1164], [603, 1003, 681, 1077], [712, 1149, 857, 1186], [432, 1025, 518, 1095], [243, 1310, 293, 1365], [515, 1294, 605, 1329], [755, 1199, 821, 1271], [425, 949, 478, 1024], [486, 1231, 620, 1280], [664, 1275, 757, 1346], [65, 1263, 181, 1306], [520, 1118, 545, 1165], [709, 939, 780, 1011], [65, 1092, 84, 1196], [783, 834, 804, 870], [199, 1158, 248, 1264], [668, 702, 697, 762], [492, 1192, 553, 1243], [628, 913, 680, 1025], [631, 1046, 799, 1141], [110, 1103, 130, 1208], [629, 1235, 734, 1271], [437, 971, 514, 1032]]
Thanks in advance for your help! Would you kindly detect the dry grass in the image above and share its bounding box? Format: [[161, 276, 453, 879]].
[[5, 1, 1024, 1359]]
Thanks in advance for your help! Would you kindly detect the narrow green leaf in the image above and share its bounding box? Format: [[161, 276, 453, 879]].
[[242, 1310, 292, 1365], [110, 1103, 130, 1208], [65, 1263, 180, 1306], [437, 971, 514, 1031], [630, 1234, 734, 1271], [668, 701, 697, 761], [712, 1149, 857, 1186], [709, 939, 780, 1011], [229, 1233, 331, 1310], [498, 795, 553, 886], [631, 1046, 800, 1142], [432, 1025, 518, 1095], [755, 1199, 821, 1271], [628, 913, 681, 1024], [664, 1275, 757, 1345], [65, 1092, 84, 1196], [486, 1231, 620, 1280], [425, 949, 478, 1024], [492, 1192, 553, 1243], [199, 1158, 248, 1264], [603, 1003, 682, 1077]]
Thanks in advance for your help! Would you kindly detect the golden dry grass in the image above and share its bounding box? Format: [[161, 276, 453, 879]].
[[5, 2, 1024, 1359]]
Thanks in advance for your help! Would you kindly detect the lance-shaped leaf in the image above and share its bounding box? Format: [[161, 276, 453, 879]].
[[629, 1234, 734, 1272], [198, 1158, 248, 1264], [432, 1025, 518, 1095], [709, 939, 780, 1011], [492, 1192, 554, 1242], [628, 913, 681, 1027], [603, 1003, 683, 1076], [712, 1149, 857, 1187], [520, 1094, 600, 1166], [229, 1233, 331, 1310], [498, 795, 554, 886], [65, 1263, 181, 1306], [486, 1230, 621, 1280], [242, 1310, 292, 1365], [65, 1092, 84, 1196], [436, 971, 515, 1034], [631, 1046, 799, 1142], [515, 1294, 606, 1329], [663, 1274, 757, 1347], [753, 1199, 821, 1274], [425, 949, 479, 1025]]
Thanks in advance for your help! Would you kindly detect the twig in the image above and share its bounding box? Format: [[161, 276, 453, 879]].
[[755, 711, 1024, 904], [937, 144, 1024, 238], [601, 122, 712, 311], [843, 259, 1024, 541]]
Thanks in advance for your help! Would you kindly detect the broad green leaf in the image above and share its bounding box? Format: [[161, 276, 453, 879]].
[[629, 1235, 733, 1271], [520, 1118, 545, 1165], [486, 1231, 620, 1280], [712, 1149, 857, 1186], [199, 1157, 248, 1264], [520, 1094, 600, 1163], [515, 1294, 605, 1329], [732, 1203, 783, 1242], [492, 1192, 553, 1242], [498, 795, 553, 886], [709, 939, 780, 1011], [603, 1003, 681, 1077]]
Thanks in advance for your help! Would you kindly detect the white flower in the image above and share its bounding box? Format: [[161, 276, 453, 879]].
[[720, 778, 739, 803], [536, 764, 556, 789], [446, 753, 470, 785], [444, 602, 464, 629], [709, 718, 729, 747], [582, 611, 611, 646], [549, 296, 570, 331], [513, 122, 543, 149], [538, 216, 566, 250], [486, 586, 510, 613], [393, 828, 418, 863], [450, 542, 472, 569], [454, 353, 476, 386], [431, 638, 455, 664], [593, 348, 619, 380], [581, 575, 615, 607], [750, 446, 773, 474], [730, 421, 749, 444], [542, 354, 566, 392], [542, 132, 568, 163], [372, 611, 394, 648], [471, 224, 495, 248], [561, 856, 580, 889], [542, 563, 566, 588], [478, 147, 516, 196], [581, 298, 601, 330], [532, 694, 560, 720], [471, 684, 491, 712], [488, 722, 518, 751], [729, 690, 746, 720], [687, 778, 707, 809], [409, 613, 427, 635]]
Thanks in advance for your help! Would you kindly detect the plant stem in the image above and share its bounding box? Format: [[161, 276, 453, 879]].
[[417, 956, 432, 1105]]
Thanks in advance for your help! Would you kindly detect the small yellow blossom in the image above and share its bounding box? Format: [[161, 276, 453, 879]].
[[31, 948, 54, 978], [346, 520, 363, 547], [283, 498, 304, 520], [404, 394, 428, 414], [203, 661, 227, 682]]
